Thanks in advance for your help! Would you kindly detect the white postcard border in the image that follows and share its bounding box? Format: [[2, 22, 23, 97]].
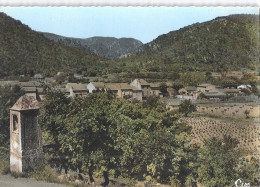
[[0, 0, 259, 7]]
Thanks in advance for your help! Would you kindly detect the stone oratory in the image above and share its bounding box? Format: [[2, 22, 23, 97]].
[[10, 95, 44, 174]]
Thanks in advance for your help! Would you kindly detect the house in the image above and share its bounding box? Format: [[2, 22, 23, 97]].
[[176, 95, 196, 101], [130, 79, 151, 99], [237, 85, 252, 90], [130, 79, 163, 100], [179, 86, 197, 96], [66, 83, 89, 97], [223, 88, 241, 97], [0, 81, 20, 88], [131, 89, 143, 101], [19, 81, 41, 88], [105, 83, 142, 101], [32, 74, 45, 82], [21, 87, 45, 100], [18, 81, 44, 99], [44, 77, 55, 85], [203, 88, 226, 100], [57, 72, 67, 77], [167, 87, 176, 98], [177, 86, 198, 100], [87, 82, 106, 93], [196, 83, 216, 93], [119, 83, 142, 100], [105, 83, 121, 96], [163, 99, 182, 111], [150, 83, 163, 97]]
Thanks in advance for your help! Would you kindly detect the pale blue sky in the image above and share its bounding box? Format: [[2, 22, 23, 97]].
[[0, 7, 258, 43]]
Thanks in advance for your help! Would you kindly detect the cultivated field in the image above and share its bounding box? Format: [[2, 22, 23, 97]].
[[181, 117, 259, 159], [197, 103, 260, 119]]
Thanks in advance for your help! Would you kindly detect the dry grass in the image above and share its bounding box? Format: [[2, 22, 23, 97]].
[[26, 165, 70, 185]]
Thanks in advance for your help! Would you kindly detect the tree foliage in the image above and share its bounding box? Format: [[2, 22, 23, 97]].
[[0, 13, 258, 78], [112, 14, 259, 74], [39, 91, 192, 185], [240, 72, 258, 86], [0, 13, 105, 77], [179, 100, 196, 117], [197, 136, 241, 187], [0, 86, 24, 157]]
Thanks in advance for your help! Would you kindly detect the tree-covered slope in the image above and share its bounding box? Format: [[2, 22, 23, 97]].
[[113, 14, 259, 73], [41, 33, 143, 59], [0, 13, 106, 77]]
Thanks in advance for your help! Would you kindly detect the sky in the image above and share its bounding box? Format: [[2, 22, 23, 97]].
[[0, 7, 258, 43]]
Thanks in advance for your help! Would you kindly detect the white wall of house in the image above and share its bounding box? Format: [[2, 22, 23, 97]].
[[69, 87, 74, 97], [130, 79, 141, 90], [87, 83, 96, 93]]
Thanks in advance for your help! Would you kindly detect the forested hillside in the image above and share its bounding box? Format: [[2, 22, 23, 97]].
[[110, 14, 259, 74], [0, 13, 258, 78], [0, 13, 106, 77], [41, 33, 143, 59]]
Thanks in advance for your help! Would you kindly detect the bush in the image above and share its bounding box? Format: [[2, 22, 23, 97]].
[[179, 100, 197, 117], [27, 165, 61, 183], [0, 159, 9, 174]]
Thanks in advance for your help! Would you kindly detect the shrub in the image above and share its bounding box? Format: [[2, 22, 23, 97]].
[[0, 159, 9, 174], [27, 165, 61, 184], [179, 100, 197, 117]]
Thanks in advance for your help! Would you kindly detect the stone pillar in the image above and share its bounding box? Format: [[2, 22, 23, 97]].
[[10, 95, 44, 174]]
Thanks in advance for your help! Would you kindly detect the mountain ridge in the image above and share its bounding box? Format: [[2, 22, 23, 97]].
[[112, 14, 259, 74], [40, 32, 143, 59], [0, 13, 258, 78], [0, 12, 106, 77]]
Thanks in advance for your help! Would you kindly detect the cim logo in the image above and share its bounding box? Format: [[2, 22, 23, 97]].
[[235, 179, 250, 187]]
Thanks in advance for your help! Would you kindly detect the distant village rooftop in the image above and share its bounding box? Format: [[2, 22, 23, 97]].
[[138, 79, 150, 86]]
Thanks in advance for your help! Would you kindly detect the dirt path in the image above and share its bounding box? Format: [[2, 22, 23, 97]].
[[0, 174, 66, 187]]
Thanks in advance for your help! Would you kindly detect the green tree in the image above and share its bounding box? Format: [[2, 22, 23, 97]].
[[240, 73, 258, 86], [235, 158, 259, 186], [179, 100, 196, 117], [221, 77, 239, 88], [159, 82, 168, 95], [109, 99, 192, 185], [143, 96, 163, 109], [39, 90, 70, 173], [244, 110, 250, 119], [197, 136, 240, 187], [0, 85, 24, 158], [40, 91, 193, 185], [251, 85, 259, 95], [172, 82, 184, 92], [179, 72, 206, 86]]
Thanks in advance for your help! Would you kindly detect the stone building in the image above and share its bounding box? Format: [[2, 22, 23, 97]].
[[150, 83, 163, 97], [87, 82, 106, 93], [10, 95, 44, 174], [130, 79, 151, 100], [32, 74, 45, 82], [66, 83, 89, 98], [196, 83, 216, 93]]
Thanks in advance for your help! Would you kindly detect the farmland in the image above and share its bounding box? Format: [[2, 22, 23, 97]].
[[181, 117, 259, 159], [197, 102, 260, 119]]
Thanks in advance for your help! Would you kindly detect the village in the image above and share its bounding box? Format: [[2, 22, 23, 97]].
[[0, 71, 259, 120], [1, 6, 260, 187]]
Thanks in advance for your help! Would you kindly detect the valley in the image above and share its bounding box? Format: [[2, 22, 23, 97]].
[[0, 9, 259, 187]]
